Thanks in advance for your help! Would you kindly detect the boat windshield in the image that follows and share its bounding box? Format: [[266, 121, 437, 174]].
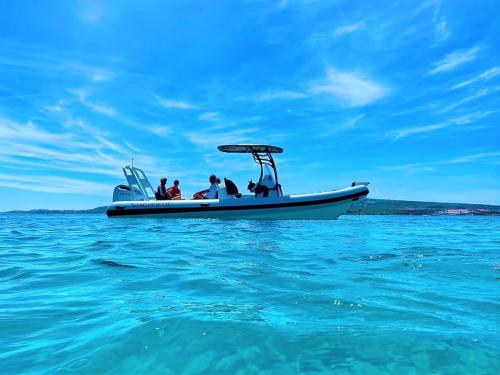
[[260, 164, 276, 188]]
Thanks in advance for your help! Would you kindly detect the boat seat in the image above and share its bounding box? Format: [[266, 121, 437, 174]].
[[218, 187, 241, 200], [224, 178, 239, 195], [218, 179, 242, 200]]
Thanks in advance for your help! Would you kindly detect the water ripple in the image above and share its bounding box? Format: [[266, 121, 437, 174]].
[[0, 214, 498, 374]]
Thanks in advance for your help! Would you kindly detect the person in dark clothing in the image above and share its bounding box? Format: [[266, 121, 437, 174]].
[[156, 177, 172, 200]]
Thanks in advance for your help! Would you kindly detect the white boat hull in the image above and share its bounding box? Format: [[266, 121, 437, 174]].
[[106, 185, 368, 220]]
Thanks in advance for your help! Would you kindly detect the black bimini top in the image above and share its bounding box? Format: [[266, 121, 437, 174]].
[[217, 144, 283, 154]]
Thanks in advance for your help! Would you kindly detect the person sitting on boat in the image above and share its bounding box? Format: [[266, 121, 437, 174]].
[[167, 179, 182, 200], [193, 174, 219, 199], [208, 177, 220, 198], [155, 177, 172, 200]]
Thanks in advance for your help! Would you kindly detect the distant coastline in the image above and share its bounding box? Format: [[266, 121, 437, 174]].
[[349, 198, 499, 216], [3, 199, 499, 215]]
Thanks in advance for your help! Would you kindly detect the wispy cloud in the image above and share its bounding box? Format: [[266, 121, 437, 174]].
[[0, 117, 74, 145], [382, 151, 500, 174], [254, 90, 307, 102], [316, 114, 365, 138], [387, 123, 448, 139], [0, 39, 118, 84], [62, 62, 116, 82], [249, 69, 387, 107], [83, 99, 116, 116], [431, 4, 451, 44], [198, 112, 219, 121], [333, 22, 364, 37], [381, 163, 436, 174], [124, 141, 141, 153], [434, 19, 450, 42], [43, 100, 66, 113], [450, 110, 495, 125], [386, 110, 495, 139], [310, 68, 388, 106], [155, 95, 196, 110], [74, 89, 117, 116], [443, 151, 500, 164], [450, 67, 500, 90], [0, 115, 166, 182], [65, 90, 179, 139], [91, 70, 114, 82], [147, 125, 172, 137], [437, 86, 499, 114], [0, 173, 111, 195], [429, 46, 480, 74]]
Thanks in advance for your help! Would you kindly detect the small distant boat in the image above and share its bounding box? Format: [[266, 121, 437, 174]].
[[106, 144, 369, 219]]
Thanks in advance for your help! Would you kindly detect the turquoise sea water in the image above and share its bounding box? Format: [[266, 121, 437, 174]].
[[0, 214, 498, 374]]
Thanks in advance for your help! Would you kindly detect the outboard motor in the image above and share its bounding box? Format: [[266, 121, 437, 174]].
[[112, 184, 145, 202]]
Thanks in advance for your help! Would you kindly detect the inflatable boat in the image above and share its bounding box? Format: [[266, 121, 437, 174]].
[[106, 144, 369, 219]]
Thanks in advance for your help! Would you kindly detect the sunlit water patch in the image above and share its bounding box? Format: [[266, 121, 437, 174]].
[[0, 214, 498, 374]]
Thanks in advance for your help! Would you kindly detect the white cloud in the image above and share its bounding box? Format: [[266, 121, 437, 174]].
[[429, 47, 479, 74], [124, 141, 141, 153], [198, 112, 219, 121], [69, 91, 180, 139], [316, 114, 365, 138], [62, 62, 116, 82], [0, 39, 118, 86], [73, 89, 117, 116], [434, 19, 450, 42], [383, 151, 500, 174], [450, 110, 495, 125], [0, 115, 168, 183], [0, 117, 71, 144], [0, 173, 110, 195], [91, 70, 114, 82], [387, 123, 448, 139], [386, 110, 495, 139], [147, 125, 172, 137], [43, 100, 66, 113], [341, 114, 365, 129], [84, 101, 116, 116], [382, 163, 436, 174], [437, 86, 499, 114], [251, 70, 386, 107], [333, 23, 364, 37], [442, 151, 500, 164], [451, 67, 500, 90], [254, 90, 308, 102], [310, 68, 388, 106], [156, 95, 196, 110]]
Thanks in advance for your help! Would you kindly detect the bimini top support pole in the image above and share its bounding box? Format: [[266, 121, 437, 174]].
[[251, 151, 280, 194]]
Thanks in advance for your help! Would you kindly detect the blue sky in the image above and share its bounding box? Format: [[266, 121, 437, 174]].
[[0, 0, 498, 211]]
